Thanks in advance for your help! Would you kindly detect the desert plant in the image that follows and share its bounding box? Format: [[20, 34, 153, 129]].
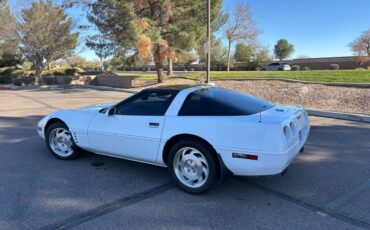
[[303, 67, 311, 71], [21, 76, 36, 85], [11, 77, 22, 86], [329, 64, 339, 70], [291, 65, 300, 71]]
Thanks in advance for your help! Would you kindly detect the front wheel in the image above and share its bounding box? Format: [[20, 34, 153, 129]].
[[168, 139, 217, 194], [45, 121, 80, 160]]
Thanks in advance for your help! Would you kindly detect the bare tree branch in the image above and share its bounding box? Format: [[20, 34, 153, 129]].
[[223, 2, 257, 72]]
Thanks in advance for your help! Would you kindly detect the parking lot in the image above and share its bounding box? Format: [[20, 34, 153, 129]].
[[0, 87, 369, 230]]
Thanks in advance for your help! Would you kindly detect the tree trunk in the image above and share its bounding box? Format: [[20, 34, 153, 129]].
[[154, 47, 164, 83], [167, 59, 174, 77], [227, 39, 232, 72], [155, 61, 164, 83], [35, 67, 42, 85], [100, 57, 104, 71]]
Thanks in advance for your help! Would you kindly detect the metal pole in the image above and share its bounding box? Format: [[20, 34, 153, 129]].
[[206, 0, 211, 83]]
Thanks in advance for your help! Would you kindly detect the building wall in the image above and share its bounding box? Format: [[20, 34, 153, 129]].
[[288, 56, 370, 70]]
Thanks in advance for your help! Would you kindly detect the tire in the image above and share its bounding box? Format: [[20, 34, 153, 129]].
[[168, 139, 217, 194], [45, 121, 80, 160], [261, 68, 266, 71], [278, 68, 283, 71]]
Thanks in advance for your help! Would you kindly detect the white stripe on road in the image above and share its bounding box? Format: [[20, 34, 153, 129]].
[[326, 179, 370, 210]]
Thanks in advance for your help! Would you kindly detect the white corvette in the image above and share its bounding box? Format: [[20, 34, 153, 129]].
[[37, 85, 310, 193]]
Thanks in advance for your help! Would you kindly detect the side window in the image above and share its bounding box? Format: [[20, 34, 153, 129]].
[[115, 91, 176, 116]]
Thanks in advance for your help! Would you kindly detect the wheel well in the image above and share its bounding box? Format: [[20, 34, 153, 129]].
[[44, 118, 66, 135], [162, 134, 221, 179]]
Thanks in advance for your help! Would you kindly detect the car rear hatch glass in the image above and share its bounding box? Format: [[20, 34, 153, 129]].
[[180, 87, 274, 116]]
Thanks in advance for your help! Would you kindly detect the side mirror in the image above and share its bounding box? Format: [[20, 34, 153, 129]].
[[107, 107, 117, 116]]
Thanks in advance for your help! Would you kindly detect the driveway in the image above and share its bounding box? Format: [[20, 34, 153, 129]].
[[0, 87, 369, 229]]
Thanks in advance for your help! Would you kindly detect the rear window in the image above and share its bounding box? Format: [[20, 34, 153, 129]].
[[179, 87, 274, 116]]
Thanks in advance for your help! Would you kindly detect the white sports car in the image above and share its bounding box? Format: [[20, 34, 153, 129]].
[[37, 85, 310, 194]]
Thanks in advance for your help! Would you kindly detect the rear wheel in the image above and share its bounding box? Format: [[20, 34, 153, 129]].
[[45, 121, 80, 160], [168, 139, 217, 194]]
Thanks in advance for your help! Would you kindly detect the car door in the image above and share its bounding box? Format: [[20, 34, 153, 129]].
[[87, 90, 177, 164], [266, 63, 275, 71]]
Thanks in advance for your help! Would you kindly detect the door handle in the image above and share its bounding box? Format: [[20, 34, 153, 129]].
[[149, 122, 160, 127]]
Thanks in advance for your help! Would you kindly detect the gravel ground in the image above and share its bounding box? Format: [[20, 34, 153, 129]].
[[216, 80, 370, 115], [136, 78, 370, 115]]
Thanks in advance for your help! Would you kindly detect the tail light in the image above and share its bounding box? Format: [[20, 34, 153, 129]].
[[289, 122, 296, 135], [283, 125, 291, 140]]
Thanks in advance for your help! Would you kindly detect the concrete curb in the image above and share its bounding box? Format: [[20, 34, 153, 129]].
[[307, 109, 370, 123], [79, 85, 139, 94], [8, 84, 140, 94]]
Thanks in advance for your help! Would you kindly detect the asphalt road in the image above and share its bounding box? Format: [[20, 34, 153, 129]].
[[0, 87, 369, 230]]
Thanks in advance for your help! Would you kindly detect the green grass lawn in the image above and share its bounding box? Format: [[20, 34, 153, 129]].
[[184, 70, 370, 83], [118, 70, 370, 83]]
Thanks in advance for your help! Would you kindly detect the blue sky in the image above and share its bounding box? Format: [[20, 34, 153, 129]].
[[223, 0, 370, 58], [10, 0, 370, 60]]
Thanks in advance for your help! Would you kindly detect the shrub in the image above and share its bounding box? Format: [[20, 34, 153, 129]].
[[83, 76, 92, 84], [21, 76, 36, 85], [0, 75, 12, 84], [64, 68, 76, 76], [329, 64, 339, 70], [41, 75, 56, 85], [72, 74, 80, 81], [0, 68, 14, 83], [303, 67, 311, 71], [0, 68, 13, 75], [12, 69, 24, 77], [59, 75, 73, 85], [53, 70, 65, 76], [12, 77, 23, 86], [291, 65, 300, 71], [43, 72, 53, 76]]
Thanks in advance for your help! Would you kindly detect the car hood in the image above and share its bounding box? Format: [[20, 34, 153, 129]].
[[78, 103, 115, 111]]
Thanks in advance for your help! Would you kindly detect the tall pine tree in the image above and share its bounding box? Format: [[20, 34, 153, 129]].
[[88, 0, 224, 83]]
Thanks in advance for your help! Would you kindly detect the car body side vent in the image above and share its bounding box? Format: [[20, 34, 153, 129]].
[[73, 132, 79, 143]]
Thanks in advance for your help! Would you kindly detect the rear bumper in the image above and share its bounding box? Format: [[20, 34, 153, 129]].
[[217, 125, 309, 176]]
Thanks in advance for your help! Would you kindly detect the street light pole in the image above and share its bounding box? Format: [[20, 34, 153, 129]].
[[206, 0, 211, 83]]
